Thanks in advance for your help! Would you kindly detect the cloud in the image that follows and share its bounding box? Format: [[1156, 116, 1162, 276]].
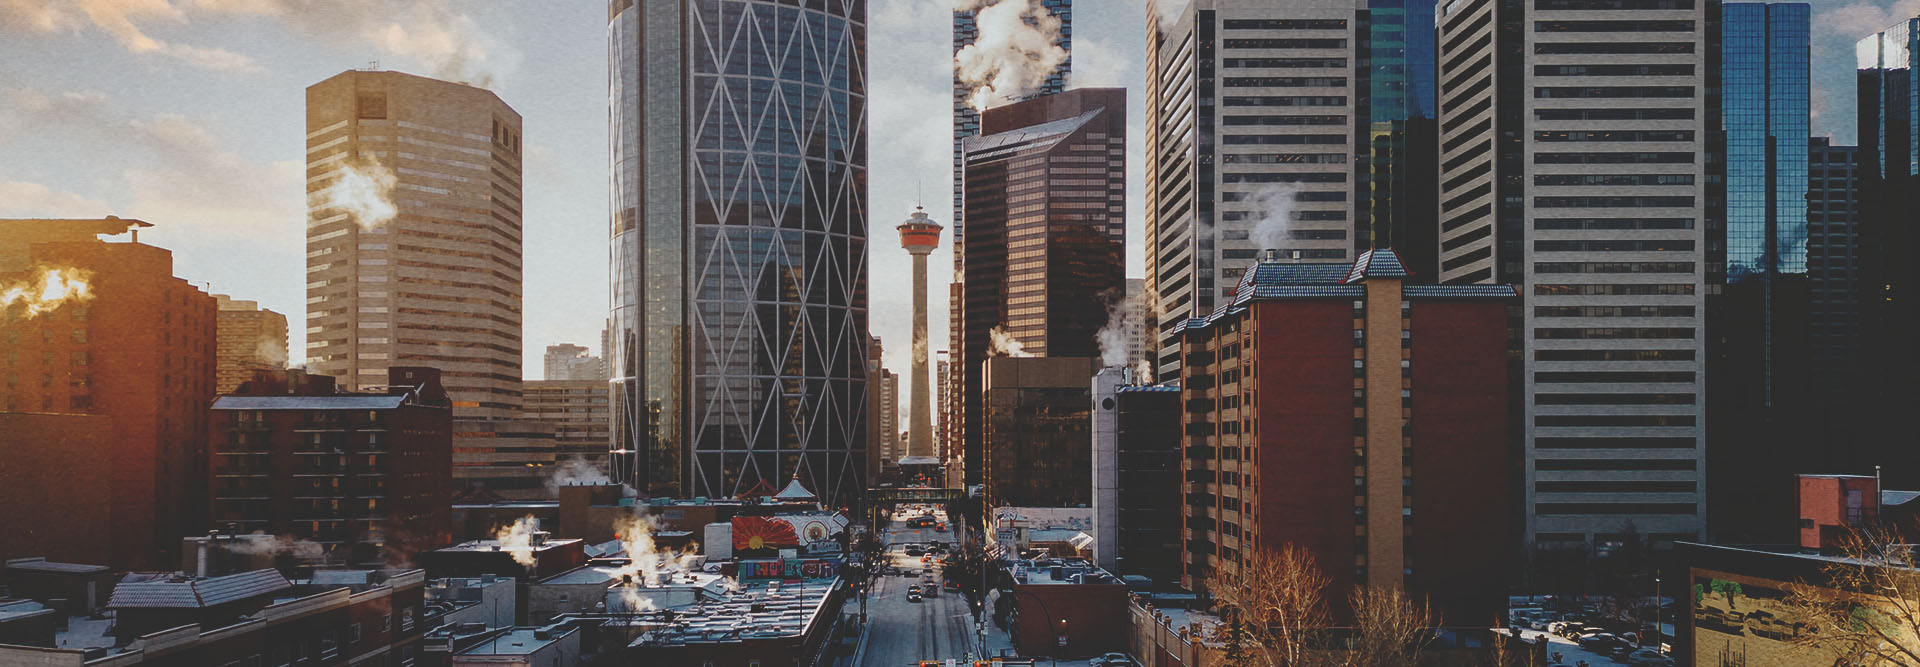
[[0, 180, 114, 218], [1815, 1, 1920, 41], [194, 0, 515, 85], [0, 0, 262, 72]]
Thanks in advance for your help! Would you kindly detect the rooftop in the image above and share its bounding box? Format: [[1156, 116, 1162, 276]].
[[4, 558, 110, 574], [211, 395, 408, 410], [109, 569, 292, 609], [460, 626, 574, 656], [628, 578, 837, 647], [436, 538, 584, 554], [1013, 560, 1123, 585]]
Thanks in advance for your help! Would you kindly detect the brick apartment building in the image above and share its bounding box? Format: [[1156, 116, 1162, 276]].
[[1179, 250, 1512, 623], [209, 367, 454, 565], [1, 217, 216, 570]]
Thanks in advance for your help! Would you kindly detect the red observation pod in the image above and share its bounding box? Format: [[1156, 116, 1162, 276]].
[[897, 207, 943, 255]]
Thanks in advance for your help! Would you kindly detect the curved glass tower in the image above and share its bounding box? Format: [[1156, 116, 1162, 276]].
[[609, 0, 869, 507]]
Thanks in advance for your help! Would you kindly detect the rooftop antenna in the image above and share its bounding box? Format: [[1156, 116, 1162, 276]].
[[367, 60, 380, 71]]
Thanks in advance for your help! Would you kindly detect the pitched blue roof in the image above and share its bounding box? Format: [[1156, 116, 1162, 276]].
[[1345, 249, 1411, 284]]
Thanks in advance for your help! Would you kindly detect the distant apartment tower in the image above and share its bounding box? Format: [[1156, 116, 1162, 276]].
[[866, 337, 889, 480], [1855, 17, 1920, 488], [936, 351, 956, 487], [544, 343, 604, 382], [952, 0, 1071, 276], [1435, 0, 1713, 561], [1144, 0, 1438, 382], [210, 367, 453, 564], [880, 370, 899, 464], [610, 0, 870, 506], [524, 379, 612, 475], [1, 217, 216, 570], [1707, 3, 1812, 544], [958, 88, 1126, 487], [1179, 251, 1512, 622], [213, 295, 289, 394], [1806, 138, 1862, 447], [305, 69, 524, 419], [1090, 368, 1181, 588]]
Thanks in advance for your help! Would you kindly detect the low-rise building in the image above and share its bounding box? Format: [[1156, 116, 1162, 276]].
[[452, 625, 581, 666], [209, 367, 454, 565], [0, 567, 427, 666], [1004, 560, 1131, 658], [425, 575, 517, 631], [423, 537, 588, 583]]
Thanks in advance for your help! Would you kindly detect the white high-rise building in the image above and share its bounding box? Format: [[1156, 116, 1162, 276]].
[[1436, 0, 1709, 556]]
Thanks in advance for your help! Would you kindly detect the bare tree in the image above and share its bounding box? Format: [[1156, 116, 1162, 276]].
[[1205, 544, 1333, 666], [1340, 585, 1439, 667], [1785, 526, 1920, 666]]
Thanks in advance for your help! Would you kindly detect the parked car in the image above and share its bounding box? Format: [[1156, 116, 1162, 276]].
[[1628, 651, 1674, 667], [1091, 653, 1138, 666], [905, 546, 924, 557], [1531, 617, 1553, 630], [1608, 644, 1637, 663], [1577, 633, 1618, 651]]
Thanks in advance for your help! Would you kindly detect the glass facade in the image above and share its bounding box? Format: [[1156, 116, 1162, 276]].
[[1722, 2, 1809, 282], [951, 0, 1070, 279], [1359, 0, 1439, 275], [609, 0, 869, 507]]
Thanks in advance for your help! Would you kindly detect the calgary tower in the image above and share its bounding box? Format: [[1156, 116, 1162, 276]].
[[896, 207, 943, 472]]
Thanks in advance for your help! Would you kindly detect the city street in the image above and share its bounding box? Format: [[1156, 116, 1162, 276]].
[[857, 520, 981, 666], [855, 513, 1109, 667]]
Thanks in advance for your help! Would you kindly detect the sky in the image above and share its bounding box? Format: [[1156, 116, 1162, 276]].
[[0, 0, 1910, 409]]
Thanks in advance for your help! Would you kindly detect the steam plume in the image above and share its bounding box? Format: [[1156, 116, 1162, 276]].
[[254, 335, 289, 368], [953, 0, 1069, 112], [222, 532, 327, 561], [322, 158, 398, 230], [1095, 289, 1141, 369], [987, 326, 1032, 357], [1248, 183, 1304, 256], [544, 456, 613, 496], [1, 266, 93, 319], [492, 516, 540, 567]]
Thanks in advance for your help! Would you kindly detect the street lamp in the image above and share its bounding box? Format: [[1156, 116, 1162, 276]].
[[1653, 570, 1663, 654]]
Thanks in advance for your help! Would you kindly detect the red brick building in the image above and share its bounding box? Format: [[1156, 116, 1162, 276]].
[[0, 413, 112, 564], [1179, 250, 1512, 623], [1, 217, 217, 570], [209, 367, 453, 565]]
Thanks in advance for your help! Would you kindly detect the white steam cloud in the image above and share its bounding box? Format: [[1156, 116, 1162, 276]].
[[608, 513, 703, 612], [254, 335, 289, 368], [222, 532, 328, 561], [322, 158, 398, 230], [1096, 289, 1141, 370], [987, 325, 1032, 358], [1248, 183, 1303, 257], [544, 456, 613, 496], [953, 0, 1069, 112], [492, 516, 540, 567]]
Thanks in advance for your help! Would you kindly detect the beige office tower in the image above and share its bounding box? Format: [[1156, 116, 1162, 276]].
[[213, 294, 289, 394], [304, 69, 525, 419]]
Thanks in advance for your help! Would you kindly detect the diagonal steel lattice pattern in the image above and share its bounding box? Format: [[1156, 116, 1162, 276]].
[[610, 0, 869, 508]]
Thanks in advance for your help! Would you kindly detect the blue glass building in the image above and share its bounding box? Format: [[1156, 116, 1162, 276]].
[[1707, 2, 1811, 543], [1358, 0, 1439, 278], [1723, 2, 1809, 282], [608, 0, 869, 506]]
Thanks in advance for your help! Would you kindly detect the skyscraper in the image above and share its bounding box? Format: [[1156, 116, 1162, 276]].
[[1143, 0, 1438, 382], [1806, 137, 1862, 446], [305, 70, 524, 419], [952, 0, 1071, 278], [609, 0, 869, 507], [1856, 16, 1920, 488], [1436, 0, 1713, 575], [958, 87, 1126, 487], [1707, 2, 1811, 543]]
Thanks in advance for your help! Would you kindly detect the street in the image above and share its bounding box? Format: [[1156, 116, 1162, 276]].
[[857, 520, 982, 666]]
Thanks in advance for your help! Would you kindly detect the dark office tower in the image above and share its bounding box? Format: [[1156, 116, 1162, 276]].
[[608, 0, 870, 507], [952, 0, 1071, 279], [1358, 0, 1440, 279], [1436, 0, 1713, 577], [1856, 17, 1920, 488], [957, 88, 1126, 486], [1806, 138, 1862, 448], [1706, 2, 1810, 544], [1143, 0, 1435, 383]]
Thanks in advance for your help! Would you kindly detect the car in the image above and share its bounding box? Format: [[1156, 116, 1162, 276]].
[[922, 583, 939, 597], [1628, 651, 1674, 667], [904, 546, 924, 557], [1609, 644, 1638, 663], [1531, 618, 1552, 630], [921, 555, 932, 564], [907, 590, 923, 602], [1091, 653, 1138, 667], [1547, 621, 1570, 635], [944, 579, 959, 590], [1577, 632, 1618, 651]]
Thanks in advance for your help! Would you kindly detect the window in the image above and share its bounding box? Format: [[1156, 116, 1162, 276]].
[[320, 630, 339, 659], [401, 607, 415, 632], [349, 623, 361, 643]]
